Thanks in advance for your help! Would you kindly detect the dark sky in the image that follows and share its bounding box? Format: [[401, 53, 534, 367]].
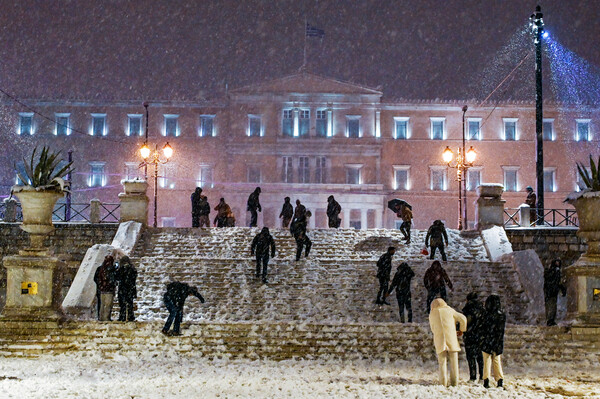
[[0, 0, 599, 102]]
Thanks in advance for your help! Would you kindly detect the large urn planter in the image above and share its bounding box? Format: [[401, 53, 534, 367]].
[[118, 179, 149, 225], [565, 190, 600, 324]]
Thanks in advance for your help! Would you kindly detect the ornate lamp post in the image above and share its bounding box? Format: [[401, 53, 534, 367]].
[[139, 142, 173, 228], [443, 105, 477, 230]]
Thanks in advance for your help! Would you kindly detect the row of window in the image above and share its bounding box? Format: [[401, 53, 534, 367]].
[[17, 112, 595, 141]]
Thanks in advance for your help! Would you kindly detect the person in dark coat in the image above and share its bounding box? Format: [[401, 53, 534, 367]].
[[326, 195, 342, 228], [425, 220, 449, 261], [161, 282, 205, 336], [481, 294, 506, 388], [116, 256, 138, 322], [462, 292, 485, 382], [251, 227, 276, 283], [279, 197, 294, 228], [544, 259, 567, 326], [93, 255, 117, 321], [198, 195, 211, 228], [375, 247, 395, 305], [387, 262, 414, 322], [191, 187, 202, 227], [290, 199, 307, 237], [293, 229, 312, 261], [247, 187, 262, 227], [214, 198, 230, 227], [525, 186, 537, 226], [423, 260, 453, 312]]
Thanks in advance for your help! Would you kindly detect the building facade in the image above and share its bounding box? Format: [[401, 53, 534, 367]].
[[1, 72, 598, 229]]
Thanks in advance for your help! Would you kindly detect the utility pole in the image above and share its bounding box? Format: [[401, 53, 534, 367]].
[[531, 5, 545, 225]]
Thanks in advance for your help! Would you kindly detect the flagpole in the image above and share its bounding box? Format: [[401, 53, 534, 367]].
[[302, 20, 307, 71]]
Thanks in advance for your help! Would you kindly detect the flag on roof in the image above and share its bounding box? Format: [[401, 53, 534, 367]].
[[306, 23, 325, 38]]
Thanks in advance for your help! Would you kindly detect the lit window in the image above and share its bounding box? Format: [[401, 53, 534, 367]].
[[91, 114, 106, 136], [298, 109, 309, 137], [543, 168, 556, 192], [345, 165, 362, 184], [198, 166, 213, 188], [467, 168, 481, 191], [393, 166, 410, 190], [18, 113, 34, 136], [159, 164, 176, 189], [503, 118, 518, 141], [88, 162, 106, 187], [315, 157, 327, 183], [128, 114, 143, 136], [576, 119, 591, 141], [316, 110, 327, 137], [55, 113, 70, 136], [124, 162, 142, 180], [346, 116, 360, 138], [248, 115, 262, 137], [543, 119, 554, 141], [430, 166, 447, 191], [394, 117, 409, 140], [248, 165, 261, 183], [282, 110, 293, 136], [502, 167, 519, 192], [199, 115, 215, 137], [164, 115, 179, 137], [298, 156, 310, 183], [282, 157, 293, 183], [468, 119, 481, 140], [430, 118, 445, 140]]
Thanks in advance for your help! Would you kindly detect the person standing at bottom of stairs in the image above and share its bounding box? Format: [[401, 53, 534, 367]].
[[251, 227, 276, 284], [386, 261, 414, 322], [94, 255, 117, 321], [462, 292, 485, 382], [116, 256, 138, 322], [162, 282, 205, 336], [375, 247, 395, 305], [481, 294, 506, 389]]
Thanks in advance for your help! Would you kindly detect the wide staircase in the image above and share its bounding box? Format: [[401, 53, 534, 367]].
[[1, 227, 599, 364]]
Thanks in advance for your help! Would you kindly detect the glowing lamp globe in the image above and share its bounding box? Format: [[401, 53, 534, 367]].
[[163, 142, 173, 159], [140, 144, 150, 159], [466, 146, 477, 164], [442, 147, 454, 164]]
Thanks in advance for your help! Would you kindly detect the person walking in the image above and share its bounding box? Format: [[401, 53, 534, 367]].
[[214, 198, 231, 227], [247, 187, 262, 227], [326, 195, 342, 228], [251, 227, 276, 283], [398, 205, 413, 244], [198, 194, 211, 228], [481, 294, 506, 389], [375, 247, 395, 305], [544, 259, 566, 326], [293, 229, 312, 261], [161, 282, 205, 336], [93, 255, 117, 321], [425, 220, 449, 261], [429, 298, 467, 387], [525, 186, 537, 226], [423, 260, 453, 312], [191, 187, 202, 227], [116, 256, 138, 322], [279, 197, 294, 228], [462, 292, 485, 382], [290, 199, 307, 236], [387, 262, 415, 322]]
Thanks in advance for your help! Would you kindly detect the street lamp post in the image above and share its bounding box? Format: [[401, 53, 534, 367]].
[[139, 142, 173, 228], [443, 105, 476, 230], [530, 5, 545, 225]]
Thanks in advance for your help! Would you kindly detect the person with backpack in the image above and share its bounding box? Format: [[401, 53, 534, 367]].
[[425, 220, 449, 261]]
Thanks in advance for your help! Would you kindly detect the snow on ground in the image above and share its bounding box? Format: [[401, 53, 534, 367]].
[[0, 353, 598, 399]]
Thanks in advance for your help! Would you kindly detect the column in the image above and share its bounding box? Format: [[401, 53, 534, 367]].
[[375, 110, 381, 138], [375, 209, 383, 229], [327, 109, 333, 137], [343, 208, 350, 228], [360, 209, 368, 230]]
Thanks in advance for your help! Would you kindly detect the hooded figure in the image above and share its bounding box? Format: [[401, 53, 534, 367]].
[[162, 282, 205, 336], [481, 295, 506, 388], [94, 255, 116, 321], [116, 256, 138, 322], [326, 195, 342, 228], [251, 227, 276, 283], [191, 187, 203, 227], [279, 197, 294, 228], [544, 259, 566, 326], [247, 187, 262, 227], [424, 261, 453, 312], [387, 262, 415, 322], [525, 186, 537, 226], [290, 200, 307, 237], [462, 292, 485, 381], [425, 220, 449, 261], [429, 298, 467, 387], [375, 247, 395, 305]]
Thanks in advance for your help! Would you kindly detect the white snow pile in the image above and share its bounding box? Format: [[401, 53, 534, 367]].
[[481, 225, 513, 262], [0, 352, 598, 399]]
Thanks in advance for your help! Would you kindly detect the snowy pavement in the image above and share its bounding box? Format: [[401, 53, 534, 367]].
[[0, 353, 598, 398]]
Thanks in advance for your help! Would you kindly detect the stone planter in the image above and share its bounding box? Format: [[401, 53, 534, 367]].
[[122, 179, 148, 195], [565, 191, 600, 325], [12, 187, 64, 251], [119, 179, 149, 225]]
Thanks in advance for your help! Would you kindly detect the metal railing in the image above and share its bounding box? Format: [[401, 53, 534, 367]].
[[1, 200, 120, 224], [504, 208, 578, 228]]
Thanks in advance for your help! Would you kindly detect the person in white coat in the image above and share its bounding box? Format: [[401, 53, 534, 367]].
[[429, 298, 468, 387]]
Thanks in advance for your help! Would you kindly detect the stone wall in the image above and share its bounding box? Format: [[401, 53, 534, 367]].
[[506, 228, 587, 266]]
